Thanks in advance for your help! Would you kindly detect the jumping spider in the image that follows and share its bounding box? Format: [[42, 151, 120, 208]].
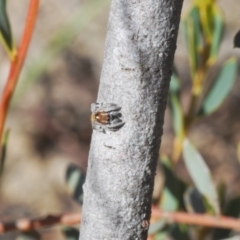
[[91, 102, 125, 133]]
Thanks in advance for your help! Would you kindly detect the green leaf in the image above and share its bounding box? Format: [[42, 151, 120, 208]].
[[198, 2, 214, 43], [199, 57, 238, 115], [0, 129, 10, 179], [0, 0, 15, 58], [217, 182, 226, 210], [148, 220, 166, 235], [186, 17, 198, 77], [209, 6, 223, 64], [182, 5, 203, 78], [62, 227, 79, 240], [168, 74, 185, 160], [169, 72, 180, 94], [219, 237, 240, 240], [234, 30, 240, 48], [168, 73, 183, 138], [161, 188, 178, 211], [161, 157, 186, 210], [169, 94, 184, 138], [184, 187, 207, 214], [183, 139, 220, 215], [65, 164, 85, 205], [154, 231, 169, 240], [213, 196, 240, 239], [150, 158, 182, 235], [237, 141, 240, 163], [154, 224, 190, 240], [154, 158, 189, 239], [17, 231, 41, 240], [180, 19, 188, 49], [169, 224, 190, 240], [188, 5, 203, 52]]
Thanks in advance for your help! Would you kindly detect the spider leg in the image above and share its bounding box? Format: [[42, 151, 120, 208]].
[[98, 103, 121, 113], [92, 120, 107, 133], [91, 120, 97, 130], [107, 121, 125, 131], [109, 111, 122, 120], [91, 102, 103, 113]]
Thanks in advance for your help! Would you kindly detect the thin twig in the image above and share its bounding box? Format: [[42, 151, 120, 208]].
[[0, 213, 80, 233], [1, 209, 240, 234], [152, 207, 240, 231], [0, 0, 39, 141]]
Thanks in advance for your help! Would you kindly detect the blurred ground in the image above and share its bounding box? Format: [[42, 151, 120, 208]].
[[0, 0, 240, 239]]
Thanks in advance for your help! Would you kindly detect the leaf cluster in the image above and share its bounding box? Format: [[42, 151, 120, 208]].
[[151, 0, 239, 239]]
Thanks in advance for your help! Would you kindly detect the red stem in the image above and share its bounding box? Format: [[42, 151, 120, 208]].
[[151, 207, 240, 231], [0, 213, 81, 233], [1, 209, 240, 234], [0, 0, 39, 141]]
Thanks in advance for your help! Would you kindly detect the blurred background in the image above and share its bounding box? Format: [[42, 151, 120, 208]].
[[0, 0, 240, 239]]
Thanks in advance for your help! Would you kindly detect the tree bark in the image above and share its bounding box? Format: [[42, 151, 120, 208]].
[[79, 0, 183, 239]]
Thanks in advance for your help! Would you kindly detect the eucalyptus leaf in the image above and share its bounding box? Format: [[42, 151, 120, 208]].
[[184, 186, 207, 214], [199, 57, 238, 116], [154, 231, 170, 240], [154, 224, 190, 240], [168, 73, 183, 142], [180, 19, 188, 49], [209, 6, 223, 64], [237, 141, 240, 163], [17, 231, 40, 240], [168, 75, 185, 160], [62, 227, 79, 240], [234, 30, 240, 48], [169, 72, 180, 94], [0, 129, 10, 179], [66, 164, 85, 205], [169, 94, 184, 138], [182, 5, 202, 77], [0, 0, 14, 55], [169, 224, 190, 240], [220, 236, 240, 240], [148, 220, 166, 235], [188, 5, 203, 52], [186, 17, 198, 77], [153, 224, 190, 240], [213, 197, 240, 239], [183, 139, 220, 215], [160, 188, 179, 212], [161, 157, 186, 210], [154, 158, 188, 239], [198, 1, 214, 43]]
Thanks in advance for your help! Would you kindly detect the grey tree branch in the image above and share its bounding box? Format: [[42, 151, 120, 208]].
[[80, 0, 183, 239]]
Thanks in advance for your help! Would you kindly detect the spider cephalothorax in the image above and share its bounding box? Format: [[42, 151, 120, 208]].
[[91, 102, 125, 133]]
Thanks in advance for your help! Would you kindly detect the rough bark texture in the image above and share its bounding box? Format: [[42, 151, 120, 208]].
[[80, 0, 183, 239]]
